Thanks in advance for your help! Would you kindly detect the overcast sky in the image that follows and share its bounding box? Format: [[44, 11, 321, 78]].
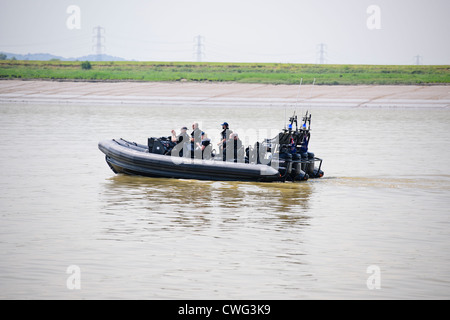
[[0, 0, 449, 64]]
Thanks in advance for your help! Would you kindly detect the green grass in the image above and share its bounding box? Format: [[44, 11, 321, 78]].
[[0, 60, 449, 85]]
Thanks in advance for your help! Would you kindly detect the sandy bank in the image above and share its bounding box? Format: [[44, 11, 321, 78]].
[[0, 80, 449, 108]]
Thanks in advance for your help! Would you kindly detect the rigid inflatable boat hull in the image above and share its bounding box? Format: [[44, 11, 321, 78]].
[[99, 139, 281, 182]]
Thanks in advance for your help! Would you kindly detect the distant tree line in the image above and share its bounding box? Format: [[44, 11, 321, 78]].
[[0, 53, 16, 60]]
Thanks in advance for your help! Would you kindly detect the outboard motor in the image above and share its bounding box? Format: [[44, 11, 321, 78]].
[[304, 152, 315, 176], [313, 168, 324, 178], [291, 153, 309, 181], [278, 152, 293, 179]]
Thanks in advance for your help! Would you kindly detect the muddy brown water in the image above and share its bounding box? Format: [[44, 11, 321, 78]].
[[0, 102, 449, 299]]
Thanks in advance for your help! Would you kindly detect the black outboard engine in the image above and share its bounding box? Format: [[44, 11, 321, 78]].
[[278, 150, 293, 179], [264, 111, 324, 181], [292, 153, 309, 181]]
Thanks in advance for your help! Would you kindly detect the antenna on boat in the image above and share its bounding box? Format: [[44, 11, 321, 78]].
[[295, 78, 303, 111], [307, 78, 316, 130], [307, 78, 316, 109], [284, 78, 302, 130]]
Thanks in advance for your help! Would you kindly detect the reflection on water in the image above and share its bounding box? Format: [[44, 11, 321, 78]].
[[100, 175, 313, 241]]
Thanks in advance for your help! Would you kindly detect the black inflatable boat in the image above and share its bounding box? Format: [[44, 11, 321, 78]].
[[98, 113, 324, 182]]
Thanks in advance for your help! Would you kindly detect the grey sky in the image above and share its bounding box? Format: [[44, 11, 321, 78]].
[[0, 0, 449, 64]]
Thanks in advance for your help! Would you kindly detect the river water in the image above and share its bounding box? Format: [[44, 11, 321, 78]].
[[0, 102, 449, 299]]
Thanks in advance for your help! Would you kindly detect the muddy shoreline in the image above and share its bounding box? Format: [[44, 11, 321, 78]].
[[1, 80, 449, 108]]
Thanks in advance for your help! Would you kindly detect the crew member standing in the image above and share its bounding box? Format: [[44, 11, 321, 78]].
[[225, 133, 243, 162], [218, 122, 233, 161], [190, 122, 203, 158]]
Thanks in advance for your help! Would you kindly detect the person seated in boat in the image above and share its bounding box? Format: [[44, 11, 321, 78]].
[[190, 122, 203, 158], [171, 126, 189, 145], [195, 132, 212, 159], [170, 126, 190, 157], [190, 122, 202, 143], [299, 131, 310, 155], [224, 132, 243, 162], [217, 122, 233, 155]]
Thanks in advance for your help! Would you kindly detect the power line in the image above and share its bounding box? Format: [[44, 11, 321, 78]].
[[193, 35, 205, 62], [413, 54, 423, 65], [93, 26, 105, 61], [108, 34, 191, 46], [316, 43, 327, 64]]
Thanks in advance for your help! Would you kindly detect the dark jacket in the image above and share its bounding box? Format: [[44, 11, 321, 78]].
[[223, 137, 242, 161], [177, 132, 190, 145], [220, 128, 233, 150]]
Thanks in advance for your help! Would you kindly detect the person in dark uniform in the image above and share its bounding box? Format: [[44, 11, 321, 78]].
[[170, 126, 190, 157], [190, 122, 203, 158], [195, 132, 212, 159], [171, 126, 189, 145], [190, 122, 202, 142], [299, 131, 310, 154], [218, 122, 233, 161], [225, 133, 243, 162]]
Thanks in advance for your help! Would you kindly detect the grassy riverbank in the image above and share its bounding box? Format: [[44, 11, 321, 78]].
[[0, 60, 449, 85]]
